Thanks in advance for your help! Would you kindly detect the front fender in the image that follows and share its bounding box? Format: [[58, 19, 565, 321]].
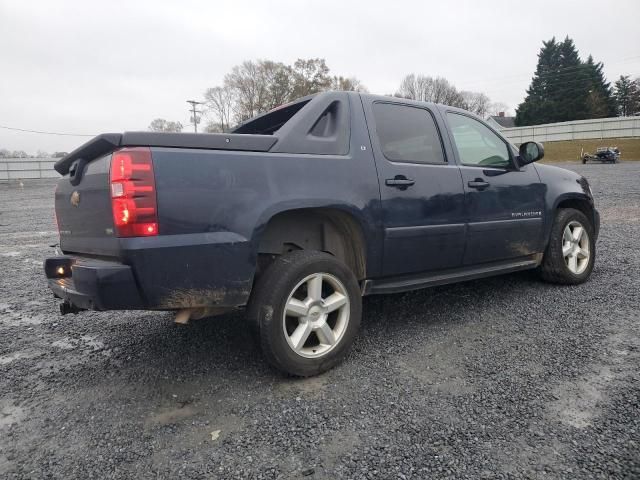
[[536, 163, 598, 247]]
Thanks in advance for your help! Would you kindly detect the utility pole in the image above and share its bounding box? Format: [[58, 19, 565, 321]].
[[186, 100, 204, 133]]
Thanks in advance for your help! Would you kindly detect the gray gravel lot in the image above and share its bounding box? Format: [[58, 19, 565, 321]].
[[1, 162, 639, 479]]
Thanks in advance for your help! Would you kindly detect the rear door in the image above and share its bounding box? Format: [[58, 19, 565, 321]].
[[443, 111, 545, 265], [363, 99, 466, 277]]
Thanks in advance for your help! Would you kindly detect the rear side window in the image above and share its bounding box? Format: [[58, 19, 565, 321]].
[[373, 103, 445, 164]]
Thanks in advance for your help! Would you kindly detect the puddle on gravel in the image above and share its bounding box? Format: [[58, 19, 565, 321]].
[[147, 405, 198, 426], [80, 335, 105, 351], [275, 375, 328, 397], [547, 326, 640, 428], [0, 312, 45, 327], [395, 342, 475, 396], [0, 349, 41, 366], [549, 365, 614, 428], [0, 402, 26, 428], [51, 338, 76, 350], [51, 336, 105, 351]]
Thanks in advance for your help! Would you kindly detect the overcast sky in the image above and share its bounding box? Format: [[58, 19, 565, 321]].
[[1, 0, 639, 154]]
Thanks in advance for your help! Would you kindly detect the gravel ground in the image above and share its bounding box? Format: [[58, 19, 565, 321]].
[[1, 162, 639, 479]]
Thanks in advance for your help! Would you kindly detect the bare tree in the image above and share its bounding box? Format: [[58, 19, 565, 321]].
[[396, 74, 434, 102], [431, 77, 462, 105], [261, 60, 295, 109], [396, 74, 464, 105], [204, 85, 234, 132], [148, 118, 183, 132], [224, 60, 265, 122], [396, 73, 496, 115], [460, 91, 491, 117], [203, 121, 224, 133], [224, 60, 295, 122], [488, 102, 510, 117], [291, 58, 331, 98], [205, 58, 367, 125], [331, 76, 368, 92]]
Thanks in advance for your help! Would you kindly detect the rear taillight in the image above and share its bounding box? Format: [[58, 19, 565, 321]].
[[109, 147, 158, 237]]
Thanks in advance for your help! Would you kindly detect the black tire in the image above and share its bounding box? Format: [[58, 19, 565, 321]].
[[539, 208, 595, 284], [247, 250, 362, 377], [582, 157, 587, 164]]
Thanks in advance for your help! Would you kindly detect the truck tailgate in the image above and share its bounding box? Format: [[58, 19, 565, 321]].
[[55, 153, 120, 256]]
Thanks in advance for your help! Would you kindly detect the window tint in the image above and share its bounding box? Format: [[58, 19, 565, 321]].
[[447, 113, 510, 168], [373, 103, 445, 164]]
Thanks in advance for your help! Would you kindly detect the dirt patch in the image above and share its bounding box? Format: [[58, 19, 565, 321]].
[[547, 326, 640, 429]]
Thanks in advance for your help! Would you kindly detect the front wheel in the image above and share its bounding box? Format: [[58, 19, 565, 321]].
[[539, 208, 595, 284], [247, 250, 362, 377]]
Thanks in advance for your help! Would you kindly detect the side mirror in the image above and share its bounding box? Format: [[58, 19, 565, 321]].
[[519, 141, 544, 165]]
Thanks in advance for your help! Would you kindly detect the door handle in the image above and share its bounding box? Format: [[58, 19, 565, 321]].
[[467, 179, 490, 190], [385, 176, 415, 189]]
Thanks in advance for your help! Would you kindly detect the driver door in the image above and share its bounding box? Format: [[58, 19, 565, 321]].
[[444, 112, 546, 265]]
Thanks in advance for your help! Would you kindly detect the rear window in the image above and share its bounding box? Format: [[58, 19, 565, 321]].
[[373, 103, 445, 164], [232, 99, 311, 135]]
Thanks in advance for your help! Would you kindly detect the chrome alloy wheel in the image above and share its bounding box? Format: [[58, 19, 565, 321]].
[[563, 220, 590, 274], [282, 273, 350, 358]]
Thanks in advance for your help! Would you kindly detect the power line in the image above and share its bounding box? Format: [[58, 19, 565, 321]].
[[186, 100, 204, 133], [0, 124, 94, 137]]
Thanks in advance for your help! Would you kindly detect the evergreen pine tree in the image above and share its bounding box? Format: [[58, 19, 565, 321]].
[[584, 55, 617, 118], [516, 36, 617, 125], [613, 75, 640, 116], [515, 38, 560, 126], [556, 37, 588, 122]]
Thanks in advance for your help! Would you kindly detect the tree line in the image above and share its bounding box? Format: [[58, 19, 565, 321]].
[[0, 149, 67, 158], [148, 58, 502, 133], [149, 44, 639, 133]]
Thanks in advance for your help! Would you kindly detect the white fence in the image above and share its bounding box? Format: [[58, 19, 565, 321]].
[[500, 116, 640, 144], [2, 117, 639, 180], [0, 157, 60, 181]]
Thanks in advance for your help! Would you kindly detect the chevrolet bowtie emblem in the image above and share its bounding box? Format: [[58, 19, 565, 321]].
[[70, 191, 80, 207]]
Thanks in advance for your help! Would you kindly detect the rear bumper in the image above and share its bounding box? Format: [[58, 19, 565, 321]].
[[44, 256, 145, 310], [45, 231, 255, 312]]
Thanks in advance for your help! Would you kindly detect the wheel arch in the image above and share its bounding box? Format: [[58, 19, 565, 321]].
[[253, 205, 370, 280], [555, 195, 595, 221], [545, 193, 598, 247]]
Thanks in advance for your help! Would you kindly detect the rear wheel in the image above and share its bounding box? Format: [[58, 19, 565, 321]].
[[247, 250, 362, 377], [539, 208, 595, 284]]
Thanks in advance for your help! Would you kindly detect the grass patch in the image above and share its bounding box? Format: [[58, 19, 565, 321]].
[[537, 137, 640, 163]]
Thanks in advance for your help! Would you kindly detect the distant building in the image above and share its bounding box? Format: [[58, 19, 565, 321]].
[[486, 112, 516, 130]]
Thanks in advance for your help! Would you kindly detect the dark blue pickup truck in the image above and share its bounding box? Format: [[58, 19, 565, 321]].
[[45, 91, 599, 376]]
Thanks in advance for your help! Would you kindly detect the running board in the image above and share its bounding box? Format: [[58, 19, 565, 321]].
[[363, 256, 541, 295]]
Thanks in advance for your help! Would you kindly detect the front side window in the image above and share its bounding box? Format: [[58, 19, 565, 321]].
[[447, 113, 511, 168], [373, 103, 445, 164]]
